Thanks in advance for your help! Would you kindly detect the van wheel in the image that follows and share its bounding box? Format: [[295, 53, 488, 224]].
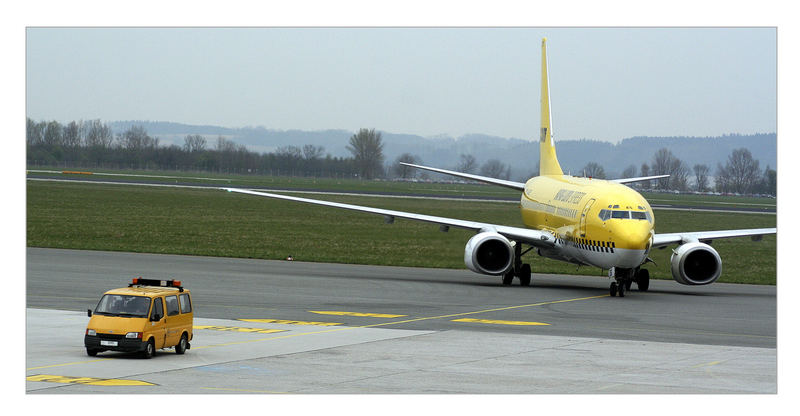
[[142, 339, 156, 359], [175, 333, 188, 355], [86, 348, 98, 357]]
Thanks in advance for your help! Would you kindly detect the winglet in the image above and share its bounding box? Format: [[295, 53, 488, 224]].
[[539, 37, 564, 176]]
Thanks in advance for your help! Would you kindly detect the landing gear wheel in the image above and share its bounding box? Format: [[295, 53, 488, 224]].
[[636, 269, 650, 292], [617, 282, 626, 297], [519, 264, 532, 287], [501, 271, 514, 286], [175, 333, 188, 355], [610, 282, 618, 297]]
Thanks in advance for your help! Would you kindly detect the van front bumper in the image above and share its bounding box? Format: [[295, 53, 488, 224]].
[[84, 335, 147, 353]]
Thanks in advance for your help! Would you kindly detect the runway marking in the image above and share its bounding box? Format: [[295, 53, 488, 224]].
[[309, 310, 407, 318], [692, 360, 723, 368], [27, 374, 155, 386], [188, 295, 608, 350], [194, 325, 287, 334], [359, 294, 608, 329], [201, 387, 287, 394], [452, 318, 549, 326], [238, 318, 342, 326]]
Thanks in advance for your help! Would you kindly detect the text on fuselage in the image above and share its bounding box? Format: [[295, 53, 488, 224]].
[[553, 189, 586, 204]]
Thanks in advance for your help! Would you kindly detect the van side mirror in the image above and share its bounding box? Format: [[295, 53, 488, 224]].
[[87, 309, 92, 317], [150, 313, 161, 322]]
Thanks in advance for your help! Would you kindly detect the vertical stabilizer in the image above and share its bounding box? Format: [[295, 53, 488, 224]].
[[539, 38, 564, 176]]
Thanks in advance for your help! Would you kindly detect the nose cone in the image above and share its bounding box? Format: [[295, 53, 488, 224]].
[[618, 221, 653, 250], [612, 221, 653, 268]]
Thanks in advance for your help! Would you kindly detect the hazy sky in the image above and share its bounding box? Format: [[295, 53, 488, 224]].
[[26, 27, 776, 142]]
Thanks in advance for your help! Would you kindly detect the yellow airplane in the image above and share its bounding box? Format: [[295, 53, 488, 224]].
[[225, 38, 775, 297]]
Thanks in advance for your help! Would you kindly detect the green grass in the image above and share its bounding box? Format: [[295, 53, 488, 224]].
[[25, 168, 520, 199], [26, 181, 776, 285], [27, 167, 776, 211]]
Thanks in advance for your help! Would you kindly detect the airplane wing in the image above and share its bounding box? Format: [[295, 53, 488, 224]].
[[612, 175, 670, 184], [223, 187, 556, 248], [652, 228, 776, 247], [399, 162, 526, 191]]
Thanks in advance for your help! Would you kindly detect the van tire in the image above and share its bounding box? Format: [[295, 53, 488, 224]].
[[142, 339, 156, 359], [86, 349, 98, 357], [175, 333, 188, 355]]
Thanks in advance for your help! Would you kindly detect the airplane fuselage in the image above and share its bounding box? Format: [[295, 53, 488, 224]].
[[521, 175, 654, 270]]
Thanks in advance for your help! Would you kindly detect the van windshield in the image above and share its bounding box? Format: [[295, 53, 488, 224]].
[[94, 294, 151, 318]]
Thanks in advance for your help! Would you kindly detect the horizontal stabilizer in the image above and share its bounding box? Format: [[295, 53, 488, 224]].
[[400, 163, 526, 191], [613, 175, 670, 185]]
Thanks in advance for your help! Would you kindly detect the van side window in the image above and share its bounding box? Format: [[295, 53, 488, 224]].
[[179, 293, 192, 314], [166, 295, 180, 316], [151, 297, 163, 321]]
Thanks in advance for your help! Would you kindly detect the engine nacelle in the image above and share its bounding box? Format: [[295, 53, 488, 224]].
[[670, 241, 722, 285], [464, 232, 514, 276]]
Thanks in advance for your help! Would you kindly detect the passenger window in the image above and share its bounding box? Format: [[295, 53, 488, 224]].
[[166, 295, 180, 316], [151, 298, 163, 321], [179, 293, 192, 314]]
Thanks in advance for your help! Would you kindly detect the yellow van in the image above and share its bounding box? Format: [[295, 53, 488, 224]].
[[84, 278, 193, 358]]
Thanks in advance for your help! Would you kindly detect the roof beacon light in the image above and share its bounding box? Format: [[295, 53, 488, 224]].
[[128, 278, 185, 292]]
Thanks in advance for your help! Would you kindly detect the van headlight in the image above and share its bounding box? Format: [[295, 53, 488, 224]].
[[86, 329, 96, 336], [125, 332, 142, 339]]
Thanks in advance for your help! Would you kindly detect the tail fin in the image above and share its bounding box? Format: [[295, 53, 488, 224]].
[[539, 38, 564, 176]]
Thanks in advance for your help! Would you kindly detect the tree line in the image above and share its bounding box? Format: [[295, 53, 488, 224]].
[[27, 118, 775, 195], [26, 118, 367, 178], [579, 147, 775, 196]]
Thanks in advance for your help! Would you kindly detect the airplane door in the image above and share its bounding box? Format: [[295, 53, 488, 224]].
[[579, 198, 595, 237]]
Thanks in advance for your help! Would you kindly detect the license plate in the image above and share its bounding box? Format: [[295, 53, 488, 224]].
[[100, 340, 118, 347]]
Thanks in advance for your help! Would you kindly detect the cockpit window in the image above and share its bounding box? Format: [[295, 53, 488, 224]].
[[598, 209, 611, 221], [630, 211, 648, 220], [611, 210, 629, 219]]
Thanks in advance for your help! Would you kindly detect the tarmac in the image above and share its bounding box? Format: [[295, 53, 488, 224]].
[[26, 248, 776, 393]]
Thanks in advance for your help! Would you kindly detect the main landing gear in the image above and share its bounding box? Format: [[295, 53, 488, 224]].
[[501, 242, 533, 287], [609, 267, 650, 297]]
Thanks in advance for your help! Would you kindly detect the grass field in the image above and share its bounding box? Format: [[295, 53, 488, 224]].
[[26, 168, 777, 211], [26, 180, 776, 285]]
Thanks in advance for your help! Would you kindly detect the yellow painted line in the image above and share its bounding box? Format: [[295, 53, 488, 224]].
[[238, 318, 342, 326], [201, 387, 287, 394], [27, 358, 111, 371], [27, 374, 154, 386], [192, 294, 607, 350], [691, 360, 723, 369], [359, 294, 608, 329], [309, 310, 407, 318], [194, 325, 287, 334], [452, 318, 549, 326]]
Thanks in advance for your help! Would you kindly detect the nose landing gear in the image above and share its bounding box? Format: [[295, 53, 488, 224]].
[[609, 267, 649, 297]]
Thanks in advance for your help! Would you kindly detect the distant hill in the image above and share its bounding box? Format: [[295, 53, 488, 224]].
[[109, 121, 776, 181]]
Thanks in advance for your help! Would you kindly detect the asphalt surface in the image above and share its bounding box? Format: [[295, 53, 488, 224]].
[[26, 248, 777, 393], [27, 248, 776, 348]]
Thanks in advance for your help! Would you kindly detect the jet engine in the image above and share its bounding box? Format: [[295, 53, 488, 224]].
[[464, 232, 514, 276], [670, 241, 722, 285]]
